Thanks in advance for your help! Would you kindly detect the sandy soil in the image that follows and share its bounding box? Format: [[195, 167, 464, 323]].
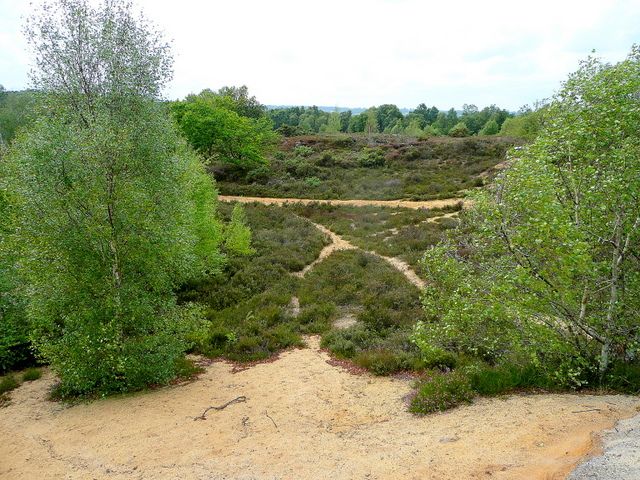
[[1, 336, 637, 480], [291, 221, 356, 278], [568, 413, 640, 479], [289, 218, 425, 288], [219, 195, 468, 210]]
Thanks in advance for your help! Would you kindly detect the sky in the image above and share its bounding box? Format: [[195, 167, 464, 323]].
[[0, 0, 639, 111]]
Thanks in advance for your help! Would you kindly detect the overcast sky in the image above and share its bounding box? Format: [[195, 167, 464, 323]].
[[1, 0, 638, 110]]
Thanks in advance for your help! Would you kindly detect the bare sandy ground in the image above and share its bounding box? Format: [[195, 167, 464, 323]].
[[291, 218, 426, 288], [1, 336, 638, 480], [291, 221, 356, 278], [219, 195, 468, 210]]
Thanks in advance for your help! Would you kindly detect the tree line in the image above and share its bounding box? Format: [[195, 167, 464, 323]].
[[269, 103, 517, 137]]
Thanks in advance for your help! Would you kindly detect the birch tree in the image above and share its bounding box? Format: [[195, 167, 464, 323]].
[[414, 46, 640, 386], [2, 0, 223, 396]]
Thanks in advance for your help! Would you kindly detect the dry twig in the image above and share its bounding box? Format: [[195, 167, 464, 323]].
[[194, 396, 247, 421]]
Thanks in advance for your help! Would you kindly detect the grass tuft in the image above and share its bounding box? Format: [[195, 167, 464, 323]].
[[22, 368, 42, 382]]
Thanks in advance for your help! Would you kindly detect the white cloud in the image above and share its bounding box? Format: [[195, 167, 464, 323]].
[[1, 0, 638, 109]]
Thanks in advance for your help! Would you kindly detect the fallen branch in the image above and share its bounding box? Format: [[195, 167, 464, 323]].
[[572, 408, 602, 413], [194, 396, 247, 421], [265, 410, 279, 431]]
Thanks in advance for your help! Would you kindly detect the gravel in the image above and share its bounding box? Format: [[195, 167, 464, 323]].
[[568, 412, 640, 480]]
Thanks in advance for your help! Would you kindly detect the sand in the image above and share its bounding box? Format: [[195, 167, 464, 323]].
[[289, 217, 425, 288], [219, 195, 468, 210], [1, 336, 638, 480]]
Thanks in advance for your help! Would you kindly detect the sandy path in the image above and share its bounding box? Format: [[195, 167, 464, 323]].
[[219, 195, 467, 210], [292, 218, 425, 288], [1, 337, 637, 480], [292, 221, 357, 278]]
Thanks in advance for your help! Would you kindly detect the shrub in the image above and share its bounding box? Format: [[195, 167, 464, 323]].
[[468, 362, 555, 395], [224, 204, 255, 256], [293, 145, 313, 157], [354, 350, 402, 375], [297, 303, 335, 333], [173, 357, 204, 381], [317, 152, 334, 166], [321, 325, 379, 359], [0, 375, 18, 395], [22, 368, 42, 382], [305, 176, 322, 187], [358, 147, 386, 167], [410, 371, 474, 414], [448, 122, 470, 137], [605, 362, 640, 394]]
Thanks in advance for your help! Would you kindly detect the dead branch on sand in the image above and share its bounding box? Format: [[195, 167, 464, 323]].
[[194, 396, 247, 421]]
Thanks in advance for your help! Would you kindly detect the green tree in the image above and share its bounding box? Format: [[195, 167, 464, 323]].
[[3, 0, 224, 396], [224, 204, 254, 256], [500, 103, 546, 140], [325, 109, 342, 133], [348, 112, 367, 132], [448, 121, 469, 137], [404, 117, 422, 136], [365, 107, 379, 143], [376, 104, 403, 132], [0, 152, 32, 373], [172, 95, 276, 170], [478, 118, 499, 135], [0, 90, 39, 144], [415, 46, 640, 386], [215, 85, 266, 119]]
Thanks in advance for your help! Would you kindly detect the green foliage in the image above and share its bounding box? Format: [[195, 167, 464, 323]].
[[3, 0, 224, 397], [22, 368, 42, 382], [410, 371, 474, 414], [181, 204, 327, 362], [414, 46, 640, 388], [301, 250, 425, 375], [0, 90, 38, 144], [358, 147, 386, 167], [305, 176, 322, 187], [224, 204, 254, 256], [460, 104, 511, 135], [171, 91, 277, 170], [478, 119, 499, 136], [605, 362, 640, 394], [499, 104, 546, 140], [218, 135, 516, 201], [448, 122, 470, 137], [468, 363, 555, 395], [293, 145, 314, 157], [289, 202, 456, 272], [0, 374, 18, 395]]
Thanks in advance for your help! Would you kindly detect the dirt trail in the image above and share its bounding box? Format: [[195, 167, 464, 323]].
[[1, 338, 637, 480], [220, 195, 468, 210], [292, 218, 425, 289], [292, 221, 357, 278]]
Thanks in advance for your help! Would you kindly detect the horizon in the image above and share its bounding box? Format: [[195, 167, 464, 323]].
[[1, 0, 639, 110]]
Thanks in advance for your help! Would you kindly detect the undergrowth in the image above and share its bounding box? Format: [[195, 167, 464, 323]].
[[290, 203, 460, 271], [216, 135, 520, 201]]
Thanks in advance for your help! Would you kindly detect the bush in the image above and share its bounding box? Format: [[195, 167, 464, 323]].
[[0, 375, 18, 395], [293, 145, 313, 157], [410, 371, 474, 414], [22, 368, 42, 382], [321, 324, 380, 358], [297, 302, 335, 333], [358, 147, 386, 167], [605, 362, 640, 394], [354, 350, 402, 375], [448, 122, 470, 137], [305, 176, 322, 187]]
